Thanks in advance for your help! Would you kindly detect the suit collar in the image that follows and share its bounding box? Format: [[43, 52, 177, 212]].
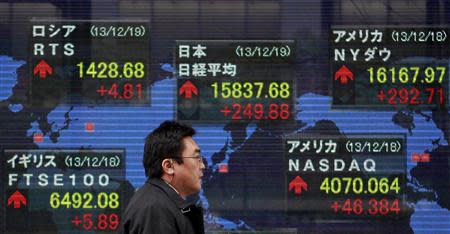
[[147, 177, 192, 209]]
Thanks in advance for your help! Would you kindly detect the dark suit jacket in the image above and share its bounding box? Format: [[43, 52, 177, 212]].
[[121, 178, 204, 234]]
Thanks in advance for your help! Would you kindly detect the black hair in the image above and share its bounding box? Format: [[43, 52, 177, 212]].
[[143, 120, 196, 178]]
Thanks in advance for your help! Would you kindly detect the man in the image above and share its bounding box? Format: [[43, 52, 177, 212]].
[[121, 121, 205, 234]]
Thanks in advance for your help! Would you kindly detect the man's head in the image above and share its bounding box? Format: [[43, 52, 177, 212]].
[[143, 121, 205, 197]]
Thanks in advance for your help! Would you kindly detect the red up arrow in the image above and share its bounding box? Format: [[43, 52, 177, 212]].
[[179, 80, 198, 99], [289, 176, 308, 195], [33, 60, 53, 79], [7, 190, 27, 209], [334, 65, 353, 84]]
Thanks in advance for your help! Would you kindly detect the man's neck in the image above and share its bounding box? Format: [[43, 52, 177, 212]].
[[161, 176, 186, 199]]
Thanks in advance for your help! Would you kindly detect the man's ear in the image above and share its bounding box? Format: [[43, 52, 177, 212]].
[[161, 158, 174, 175]]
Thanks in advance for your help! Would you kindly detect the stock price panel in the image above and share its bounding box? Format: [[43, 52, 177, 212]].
[[2, 149, 125, 233], [284, 134, 407, 220], [29, 21, 150, 106], [331, 26, 449, 109], [175, 40, 296, 123]]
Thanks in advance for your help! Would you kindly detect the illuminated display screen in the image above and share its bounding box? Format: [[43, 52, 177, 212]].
[[0, 1, 449, 234], [176, 40, 295, 122], [28, 20, 150, 106], [3, 149, 125, 232], [284, 134, 406, 219], [331, 26, 449, 109]]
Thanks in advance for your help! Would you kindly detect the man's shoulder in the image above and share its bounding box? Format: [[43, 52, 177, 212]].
[[120, 180, 183, 234], [128, 180, 173, 208]]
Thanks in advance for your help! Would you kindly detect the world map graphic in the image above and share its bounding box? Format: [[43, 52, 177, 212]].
[[0, 56, 449, 233]]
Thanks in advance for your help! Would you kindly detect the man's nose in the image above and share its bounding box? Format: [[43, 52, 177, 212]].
[[200, 159, 206, 169]]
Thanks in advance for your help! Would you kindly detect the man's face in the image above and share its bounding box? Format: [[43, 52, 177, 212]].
[[172, 137, 205, 197]]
